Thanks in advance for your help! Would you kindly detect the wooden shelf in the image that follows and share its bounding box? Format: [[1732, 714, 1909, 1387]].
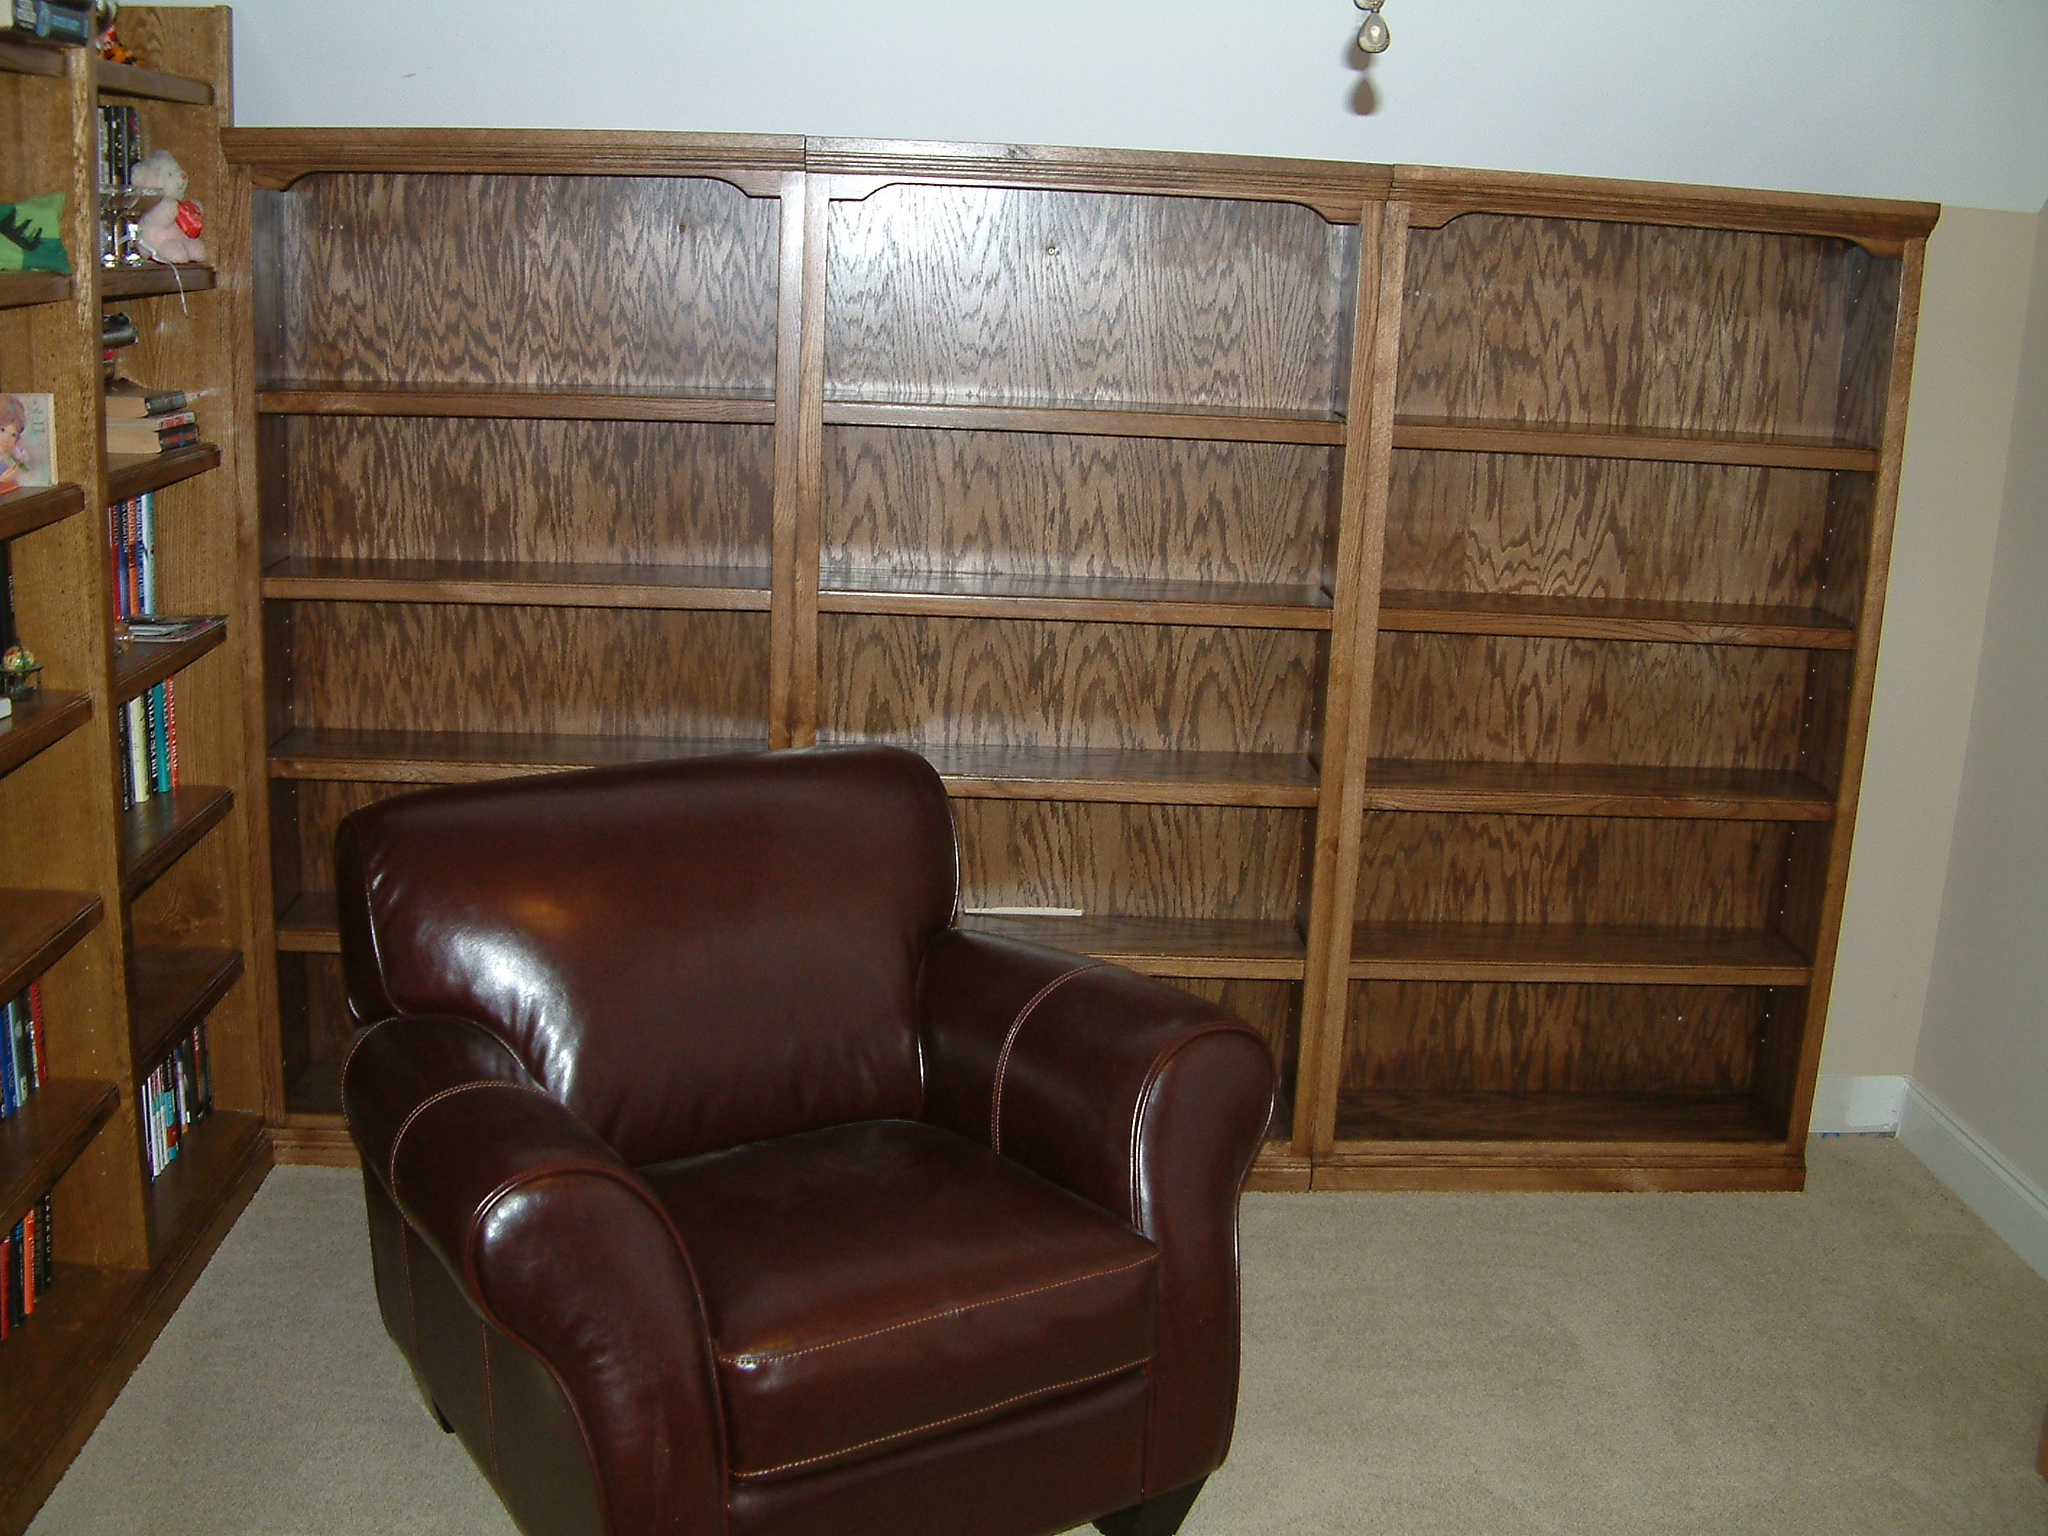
[[110, 618, 227, 706], [0, 37, 67, 77], [105, 442, 221, 502], [266, 728, 771, 786], [1377, 591, 1856, 650], [128, 947, 243, 1083], [821, 570, 1334, 630], [960, 912, 1306, 980], [0, 1262, 149, 1480], [0, 1081, 118, 1233], [0, 272, 70, 311], [99, 265, 215, 300], [255, 382, 776, 424], [916, 743, 1321, 807], [1361, 761, 1835, 820], [94, 57, 212, 104], [274, 891, 340, 954], [1331, 1088, 1782, 1147], [143, 1109, 265, 1273], [1348, 922, 1810, 985], [823, 398, 1347, 446], [118, 784, 233, 900], [0, 482, 85, 543], [1390, 417, 1879, 471], [0, 889, 102, 1003], [261, 557, 772, 613], [0, 691, 90, 781]]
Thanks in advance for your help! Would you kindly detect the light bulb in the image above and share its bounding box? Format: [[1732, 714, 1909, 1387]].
[[1354, 0, 1390, 53]]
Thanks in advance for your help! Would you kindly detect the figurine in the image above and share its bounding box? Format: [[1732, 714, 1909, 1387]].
[[95, 1, 137, 64], [129, 150, 206, 265]]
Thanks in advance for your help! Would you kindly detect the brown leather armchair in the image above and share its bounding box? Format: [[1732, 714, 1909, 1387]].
[[336, 746, 1275, 1536]]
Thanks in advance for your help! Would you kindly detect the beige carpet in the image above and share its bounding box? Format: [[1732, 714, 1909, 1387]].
[[28, 1138, 2048, 1535]]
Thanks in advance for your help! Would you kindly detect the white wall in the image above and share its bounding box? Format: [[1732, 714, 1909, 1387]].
[[165, 1, 2048, 1087], [196, 0, 2048, 211], [1912, 201, 2048, 1191]]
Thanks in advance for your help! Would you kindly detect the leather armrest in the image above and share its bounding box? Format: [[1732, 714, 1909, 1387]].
[[919, 928, 1276, 1496], [343, 1016, 727, 1534]]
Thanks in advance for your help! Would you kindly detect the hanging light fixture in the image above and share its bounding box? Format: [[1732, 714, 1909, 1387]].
[[1354, 0, 1390, 53]]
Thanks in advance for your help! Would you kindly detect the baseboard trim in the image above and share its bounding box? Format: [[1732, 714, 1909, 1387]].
[[1899, 1081, 2048, 1284], [1809, 1074, 1908, 1133]]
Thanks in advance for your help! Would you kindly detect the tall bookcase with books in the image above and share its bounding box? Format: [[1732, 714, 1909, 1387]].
[[223, 131, 1932, 1195], [0, 12, 268, 1531]]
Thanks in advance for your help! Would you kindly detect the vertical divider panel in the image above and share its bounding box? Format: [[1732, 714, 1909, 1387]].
[[768, 171, 813, 750], [1299, 202, 1408, 1158], [776, 175, 830, 748], [1778, 236, 1926, 1144]]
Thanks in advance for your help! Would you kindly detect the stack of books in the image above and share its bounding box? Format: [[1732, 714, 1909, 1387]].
[[1, 984, 55, 1337], [105, 380, 197, 457], [108, 492, 182, 808], [140, 1022, 211, 1180], [1, 1196, 54, 1341]]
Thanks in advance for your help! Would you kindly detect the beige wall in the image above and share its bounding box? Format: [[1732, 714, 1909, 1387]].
[[1818, 207, 2039, 1076], [1909, 201, 2048, 1187]]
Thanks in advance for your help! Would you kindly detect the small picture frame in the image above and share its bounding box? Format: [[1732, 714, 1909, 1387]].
[[0, 392, 57, 494]]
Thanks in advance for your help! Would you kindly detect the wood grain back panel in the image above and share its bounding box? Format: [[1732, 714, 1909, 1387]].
[[1344, 978, 1770, 1094], [818, 614, 1320, 754], [1833, 252, 1903, 447], [1400, 215, 1867, 439], [275, 416, 774, 567], [1384, 452, 1836, 607], [824, 427, 1336, 587], [953, 801, 1304, 922], [272, 174, 780, 389], [282, 601, 770, 738], [1369, 633, 1812, 771], [1352, 812, 1790, 929], [825, 185, 1356, 412]]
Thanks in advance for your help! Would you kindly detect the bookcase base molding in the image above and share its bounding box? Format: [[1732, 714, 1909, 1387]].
[[220, 129, 1936, 1197]]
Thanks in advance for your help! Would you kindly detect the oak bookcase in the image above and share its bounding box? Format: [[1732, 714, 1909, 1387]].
[[220, 130, 1934, 1197], [0, 10, 270, 1530]]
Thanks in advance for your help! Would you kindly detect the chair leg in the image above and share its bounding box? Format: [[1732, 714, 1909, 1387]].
[[1094, 1478, 1206, 1536]]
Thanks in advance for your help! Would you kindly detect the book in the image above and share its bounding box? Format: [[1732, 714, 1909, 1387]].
[[0, 392, 55, 493], [105, 378, 192, 419], [1, 0, 94, 44]]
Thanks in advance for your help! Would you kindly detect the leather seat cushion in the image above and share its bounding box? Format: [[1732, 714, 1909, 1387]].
[[641, 1120, 1158, 1482]]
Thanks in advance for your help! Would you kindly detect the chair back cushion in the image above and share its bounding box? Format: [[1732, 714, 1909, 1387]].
[[334, 746, 957, 1165]]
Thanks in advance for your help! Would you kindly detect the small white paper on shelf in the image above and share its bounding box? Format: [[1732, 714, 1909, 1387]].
[[960, 906, 1086, 917]]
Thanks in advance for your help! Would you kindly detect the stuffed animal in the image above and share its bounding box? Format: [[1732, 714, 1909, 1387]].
[[129, 149, 207, 265]]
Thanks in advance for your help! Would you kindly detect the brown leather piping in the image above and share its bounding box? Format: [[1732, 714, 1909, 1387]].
[[717, 1251, 1157, 1366], [990, 963, 1104, 1153], [728, 1357, 1150, 1482]]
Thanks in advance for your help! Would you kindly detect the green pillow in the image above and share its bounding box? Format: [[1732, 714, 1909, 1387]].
[[0, 193, 72, 274]]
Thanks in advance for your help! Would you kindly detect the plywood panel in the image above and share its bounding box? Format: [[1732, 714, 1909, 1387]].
[[1344, 978, 1767, 1094], [1352, 812, 1789, 929], [824, 427, 1336, 587], [277, 416, 774, 567], [820, 615, 1319, 756], [1833, 252, 1903, 448], [1400, 216, 1863, 439], [1383, 451, 1835, 608], [284, 602, 770, 739], [826, 185, 1355, 412], [275, 174, 780, 390], [1370, 633, 1811, 770], [952, 801, 1303, 923]]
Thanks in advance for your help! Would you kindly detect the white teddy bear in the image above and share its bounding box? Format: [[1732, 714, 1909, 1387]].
[[129, 149, 207, 265]]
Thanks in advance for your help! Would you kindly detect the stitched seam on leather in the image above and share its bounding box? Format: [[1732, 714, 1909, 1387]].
[[1126, 1023, 1247, 1228], [718, 1250, 1157, 1365], [480, 1313, 499, 1481], [990, 963, 1103, 1153], [338, 1016, 386, 1093], [732, 1357, 1149, 1480], [387, 1079, 562, 1202]]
